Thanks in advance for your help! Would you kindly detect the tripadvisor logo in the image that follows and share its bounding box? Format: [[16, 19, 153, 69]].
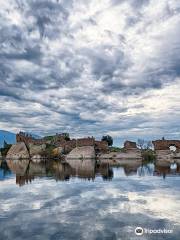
[[135, 227, 144, 236], [135, 226, 173, 236]]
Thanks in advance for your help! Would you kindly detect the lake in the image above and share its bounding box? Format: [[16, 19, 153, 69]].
[[0, 159, 179, 240]]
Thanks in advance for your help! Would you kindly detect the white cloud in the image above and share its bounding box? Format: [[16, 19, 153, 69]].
[[0, 0, 180, 141]]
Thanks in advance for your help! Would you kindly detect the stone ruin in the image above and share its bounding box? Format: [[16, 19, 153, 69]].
[[13, 132, 109, 159], [99, 140, 142, 161], [124, 141, 138, 150], [152, 140, 180, 164], [16, 132, 46, 145], [152, 140, 180, 151]]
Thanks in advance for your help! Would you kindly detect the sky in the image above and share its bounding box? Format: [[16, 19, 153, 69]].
[[0, 0, 180, 145]]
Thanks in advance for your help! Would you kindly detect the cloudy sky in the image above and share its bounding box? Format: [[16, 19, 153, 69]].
[[0, 0, 180, 144]]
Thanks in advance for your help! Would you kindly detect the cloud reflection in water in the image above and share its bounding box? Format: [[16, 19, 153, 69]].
[[0, 159, 179, 240]]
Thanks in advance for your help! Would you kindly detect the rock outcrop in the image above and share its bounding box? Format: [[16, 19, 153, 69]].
[[6, 142, 30, 159], [29, 143, 46, 158], [52, 147, 63, 157], [66, 146, 95, 159]]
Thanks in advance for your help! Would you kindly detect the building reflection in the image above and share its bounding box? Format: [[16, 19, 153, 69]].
[[154, 163, 180, 179], [0, 159, 178, 186]]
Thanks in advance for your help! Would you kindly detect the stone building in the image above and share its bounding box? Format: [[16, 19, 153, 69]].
[[124, 141, 138, 150], [152, 139, 180, 164], [152, 140, 180, 151]]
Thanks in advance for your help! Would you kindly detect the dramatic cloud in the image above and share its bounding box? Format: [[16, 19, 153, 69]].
[[0, 0, 180, 144]]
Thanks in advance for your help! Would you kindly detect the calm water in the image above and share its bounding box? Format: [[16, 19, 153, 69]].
[[0, 159, 179, 240]]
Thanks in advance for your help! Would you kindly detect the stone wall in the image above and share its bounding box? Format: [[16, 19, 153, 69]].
[[152, 140, 180, 151], [16, 132, 45, 145], [153, 140, 180, 164], [95, 140, 109, 153], [16, 133, 108, 155], [124, 141, 137, 150], [58, 137, 96, 154], [76, 137, 95, 147]]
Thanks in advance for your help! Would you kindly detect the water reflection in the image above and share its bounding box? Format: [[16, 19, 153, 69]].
[[0, 159, 180, 240], [0, 159, 179, 186], [0, 159, 13, 180]]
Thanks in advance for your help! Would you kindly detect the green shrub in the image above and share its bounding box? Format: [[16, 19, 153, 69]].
[[109, 147, 124, 152], [142, 149, 156, 163], [42, 144, 55, 158]]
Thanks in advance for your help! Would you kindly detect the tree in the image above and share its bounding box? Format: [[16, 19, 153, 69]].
[[101, 135, 113, 146], [146, 141, 153, 150], [63, 133, 70, 141], [137, 139, 145, 150], [137, 139, 153, 150], [1, 141, 12, 157]]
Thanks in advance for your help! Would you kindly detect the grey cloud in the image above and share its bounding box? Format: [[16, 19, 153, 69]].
[[25, 0, 69, 38], [0, 0, 180, 140], [0, 46, 41, 61], [111, 0, 150, 8]]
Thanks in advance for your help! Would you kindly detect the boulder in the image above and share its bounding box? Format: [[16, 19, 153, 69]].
[[6, 142, 30, 159], [29, 143, 46, 158], [66, 146, 95, 159], [0, 151, 2, 158], [52, 147, 63, 157]]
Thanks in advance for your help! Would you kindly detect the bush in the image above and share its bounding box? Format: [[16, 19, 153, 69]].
[[142, 149, 156, 163], [109, 147, 124, 152], [42, 144, 56, 158]]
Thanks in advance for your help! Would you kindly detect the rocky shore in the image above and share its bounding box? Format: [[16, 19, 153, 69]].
[[5, 138, 143, 162], [1, 132, 180, 166]]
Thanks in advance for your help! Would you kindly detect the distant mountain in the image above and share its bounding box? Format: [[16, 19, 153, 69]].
[[0, 130, 42, 148], [0, 130, 16, 148], [25, 133, 42, 139]]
